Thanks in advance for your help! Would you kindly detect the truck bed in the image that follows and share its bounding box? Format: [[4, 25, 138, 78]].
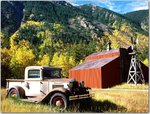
[[6, 79, 24, 82], [6, 79, 25, 91]]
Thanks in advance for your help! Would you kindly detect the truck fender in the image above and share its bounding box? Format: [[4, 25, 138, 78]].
[[7, 86, 26, 98], [41, 87, 71, 103]]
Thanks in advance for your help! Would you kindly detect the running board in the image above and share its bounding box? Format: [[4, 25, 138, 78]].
[[20, 99, 39, 103], [21, 96, 45, 103]]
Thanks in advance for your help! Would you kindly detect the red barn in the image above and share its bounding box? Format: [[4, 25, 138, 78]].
[[69, 47, 148, 88]]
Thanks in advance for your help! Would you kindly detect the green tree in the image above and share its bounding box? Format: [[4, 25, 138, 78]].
[[1, 47, 12, 86]]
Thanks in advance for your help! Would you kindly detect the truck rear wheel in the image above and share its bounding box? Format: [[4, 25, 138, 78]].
[[8, 89, 19, 98], [49, 93, 68, 110]]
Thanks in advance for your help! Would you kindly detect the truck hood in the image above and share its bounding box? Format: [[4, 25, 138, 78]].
[[43, 78, 78, 90], [44, 78, 71, 83]]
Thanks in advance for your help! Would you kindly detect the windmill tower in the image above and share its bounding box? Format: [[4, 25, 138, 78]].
[[127, 37, 145, 85]]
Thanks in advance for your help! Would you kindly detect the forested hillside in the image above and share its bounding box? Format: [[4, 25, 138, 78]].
[[1, 1, 148, 86], [124, 10, 149, 32]]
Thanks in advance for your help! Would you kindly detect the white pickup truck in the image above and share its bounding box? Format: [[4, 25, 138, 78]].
[[6, 66, 93, 109]]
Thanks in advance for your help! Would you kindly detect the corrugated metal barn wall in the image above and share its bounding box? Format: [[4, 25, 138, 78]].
[[69, 47, 149, 88], [119, 47, 132, 82], [69, 68, 101, 88], [69, 51, 121, 88], [141, 63, 149, 82], [101, 57, 120, 88]]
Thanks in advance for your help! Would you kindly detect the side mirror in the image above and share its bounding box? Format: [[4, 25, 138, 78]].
[[24, 82, 30, 89]]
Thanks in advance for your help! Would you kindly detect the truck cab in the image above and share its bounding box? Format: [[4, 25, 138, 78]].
[[6, 66, 93, 109], [24, 66, 69, 96]]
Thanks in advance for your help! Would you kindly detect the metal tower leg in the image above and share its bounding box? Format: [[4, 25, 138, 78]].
[[127, 54, 145, 85], [136, 60, 145, 83]]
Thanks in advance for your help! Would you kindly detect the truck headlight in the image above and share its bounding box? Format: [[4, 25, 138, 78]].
[[68, 82, 73, 89], [68, 79, 76, 89], [80, 81, 84, 87]]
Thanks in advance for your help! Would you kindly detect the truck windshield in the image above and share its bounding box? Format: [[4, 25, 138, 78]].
[[43, 69, 61, 79]]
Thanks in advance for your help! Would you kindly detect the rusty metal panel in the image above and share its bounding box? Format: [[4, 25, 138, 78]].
[[69, 47, 148, 88], [101, 57, 121, 88], [140, 62, 149, 83], [69, 57, 121, 88], [70, 57, 118, 71], [85, 49, 120, 61], [69, 57, 120, 88], [69, 68, 101, 88]]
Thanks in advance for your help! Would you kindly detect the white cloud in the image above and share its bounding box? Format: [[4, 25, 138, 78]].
[[105, 1, 116, 10], [128, 1, 148, 10], [70, 3, 80, 6], [104, 0, 148, 13], [121, 1, 148, 14]]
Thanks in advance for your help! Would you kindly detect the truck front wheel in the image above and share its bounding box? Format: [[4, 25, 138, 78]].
[[49, 93, 68, 109]]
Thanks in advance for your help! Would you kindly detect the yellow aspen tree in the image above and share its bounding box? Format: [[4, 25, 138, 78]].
[[37, 54, 50, 66], [10, 40, 35, 78]]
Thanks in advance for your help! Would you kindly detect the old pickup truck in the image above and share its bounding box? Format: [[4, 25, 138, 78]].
[[6, 66, 93, 109]]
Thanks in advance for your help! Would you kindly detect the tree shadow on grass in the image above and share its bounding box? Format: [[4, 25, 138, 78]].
[[75, 99, 127, 112], [9, 97, 127, 113]]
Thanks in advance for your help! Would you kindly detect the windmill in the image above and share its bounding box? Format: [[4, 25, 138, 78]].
[[127, 34, 145, 85]]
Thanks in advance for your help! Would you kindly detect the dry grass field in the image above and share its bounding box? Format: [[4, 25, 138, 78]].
[[91, 89, 148, 112], [1, 83, 149, 113], [111, 83, 148, 89]]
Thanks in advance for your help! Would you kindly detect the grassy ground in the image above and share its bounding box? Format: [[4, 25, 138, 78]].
[[91, 90, 148, 112], [111, 83, 148, 89], [1, 83, 149, 112], [1, 89, 69, 112]]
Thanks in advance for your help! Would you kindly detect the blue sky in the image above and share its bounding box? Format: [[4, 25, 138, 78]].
[[65, 0, 148, 14]]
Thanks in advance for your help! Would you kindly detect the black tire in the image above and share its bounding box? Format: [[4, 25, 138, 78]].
[[49, 93, 68, 110], [8, 89, 20, 98]]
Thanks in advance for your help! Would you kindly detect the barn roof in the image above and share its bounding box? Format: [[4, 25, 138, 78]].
[[88, 49, 119, 57], [85, 49, 120, 61], [70, 56, 118, 70]]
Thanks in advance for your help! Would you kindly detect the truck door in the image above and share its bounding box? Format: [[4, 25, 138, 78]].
[[24, 69, 42, 96]]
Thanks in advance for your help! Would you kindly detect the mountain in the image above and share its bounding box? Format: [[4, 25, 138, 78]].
[[1, 1, 148, 56], [1, 1, 24, 36], [22, 1, 85, 24], [2, 1, 148, 39], [78, 4, 133, 27], [23, 2, 147, 34], [124, 10, 149, 32], [1, 1, 148, 49], [1, 1, 24, 47]]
